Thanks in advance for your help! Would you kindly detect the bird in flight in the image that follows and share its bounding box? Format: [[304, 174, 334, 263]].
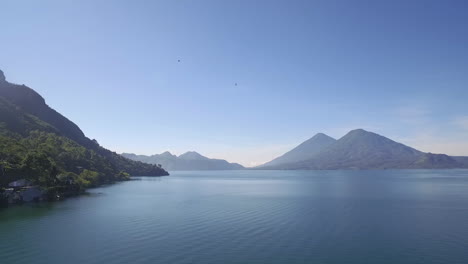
[[178, 59, 181, 62]]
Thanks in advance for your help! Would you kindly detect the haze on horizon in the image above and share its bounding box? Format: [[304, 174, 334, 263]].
[[1, 0, 467, 167]]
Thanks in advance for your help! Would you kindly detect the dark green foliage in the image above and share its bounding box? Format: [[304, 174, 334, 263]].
[[0, 70, 168, 189], [0, 129, 160, 188]]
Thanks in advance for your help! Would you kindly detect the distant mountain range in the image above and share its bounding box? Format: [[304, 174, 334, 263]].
[[258, 129, 468, 170], [2, 67, 466, 184], [0, 69, 168, 188], [121, 151, 244, 171]]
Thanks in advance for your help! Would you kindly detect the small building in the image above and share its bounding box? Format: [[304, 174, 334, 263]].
[[20, 187, 43, 202], [2, 186, 43, 203], [1, 188, 14, 204], [8, 179, 32, 188], [3, 188, 14, 196]]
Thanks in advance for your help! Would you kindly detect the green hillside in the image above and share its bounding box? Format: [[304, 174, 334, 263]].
[[0, 70, 168, 194]]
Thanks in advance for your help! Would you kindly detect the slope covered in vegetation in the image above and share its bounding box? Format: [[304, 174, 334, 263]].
[[0, 70, 168, 194]]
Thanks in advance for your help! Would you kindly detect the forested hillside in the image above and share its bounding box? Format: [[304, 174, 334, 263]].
[[0, 69, 168, 192]]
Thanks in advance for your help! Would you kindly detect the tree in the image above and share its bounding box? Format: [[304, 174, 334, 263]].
[[20, 151, 55, 186]]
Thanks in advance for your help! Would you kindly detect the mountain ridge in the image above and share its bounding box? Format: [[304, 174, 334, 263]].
[[260, 129, 468, 170], [121, 151, 244, 171]]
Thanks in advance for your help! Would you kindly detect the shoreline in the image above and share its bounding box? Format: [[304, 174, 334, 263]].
[[0, 174, 169, 208]]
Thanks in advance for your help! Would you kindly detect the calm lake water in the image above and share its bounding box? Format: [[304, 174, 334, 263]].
[[1, 170, 468, 264]]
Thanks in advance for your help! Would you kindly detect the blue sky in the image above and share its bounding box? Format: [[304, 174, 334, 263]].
[[1, 0, 468, 166]]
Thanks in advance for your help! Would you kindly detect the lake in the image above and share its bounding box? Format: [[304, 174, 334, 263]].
[[1, 170, 468, 264]]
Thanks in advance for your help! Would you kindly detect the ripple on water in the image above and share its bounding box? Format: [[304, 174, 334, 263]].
[[2, 170, 468, 264]]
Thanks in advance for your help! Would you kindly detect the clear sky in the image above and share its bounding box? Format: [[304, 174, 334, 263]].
[[1, 0, 468, 166]]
